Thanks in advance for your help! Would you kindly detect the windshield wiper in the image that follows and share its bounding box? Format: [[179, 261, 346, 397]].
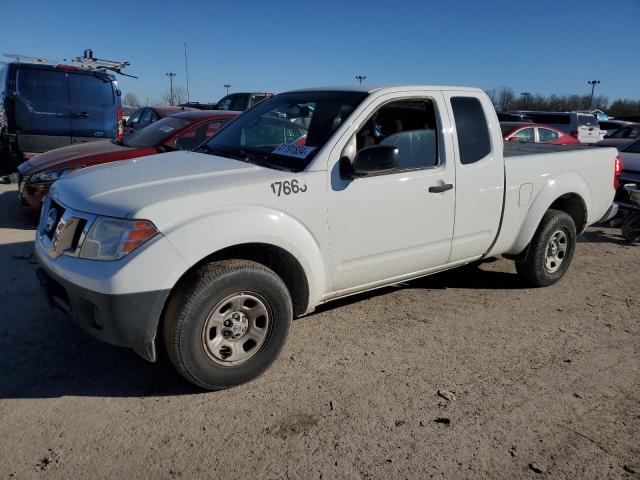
[[200, 144, 245, 160], [200, 145, 289, 171]]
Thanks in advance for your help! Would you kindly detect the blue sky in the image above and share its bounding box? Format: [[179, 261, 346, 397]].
[[2, 0, 639, 104]]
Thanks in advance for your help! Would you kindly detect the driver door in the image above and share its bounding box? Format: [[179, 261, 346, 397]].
[[326, 92, 456, 294]]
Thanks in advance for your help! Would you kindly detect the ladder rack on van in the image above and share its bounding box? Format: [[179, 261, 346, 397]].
[[3, 49, 137, 78], [70, 49, 137, 78]]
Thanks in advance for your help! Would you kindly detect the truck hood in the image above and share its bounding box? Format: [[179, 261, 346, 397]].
[[50, 151, 262, 218]]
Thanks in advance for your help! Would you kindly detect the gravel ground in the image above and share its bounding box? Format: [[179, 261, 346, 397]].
[[0, 182, 638, 479]]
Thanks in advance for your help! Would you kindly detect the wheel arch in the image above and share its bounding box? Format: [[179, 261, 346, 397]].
[[508, 173, 590, 255]]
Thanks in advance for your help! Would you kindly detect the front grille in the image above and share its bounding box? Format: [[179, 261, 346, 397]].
[[37, 196, 97, 259], [45, 199, 66, 240]]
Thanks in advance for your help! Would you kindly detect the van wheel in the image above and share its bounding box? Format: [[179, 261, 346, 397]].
[[515, 209, 576, 287], [164, 260, 292, 390]]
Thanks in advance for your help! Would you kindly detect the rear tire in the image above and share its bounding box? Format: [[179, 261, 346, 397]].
[[164, 259, 292, 390], [515, 209, 576, 287]]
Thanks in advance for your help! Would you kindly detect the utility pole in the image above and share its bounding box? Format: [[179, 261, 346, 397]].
[[355, 75, 366, 84], [166, 72, 176, 105], [588, 80, 601, 109], [184, 42, 190, 103], [520, 92, 531, 109], [224, 84, 231, 96]]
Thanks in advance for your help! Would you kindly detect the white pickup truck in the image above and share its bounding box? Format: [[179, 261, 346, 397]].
[[35, 85, 620, 390]]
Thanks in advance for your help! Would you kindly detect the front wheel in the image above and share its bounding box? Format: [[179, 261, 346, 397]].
[[164, 260, 293, 390], [515, 209, 576, 287]]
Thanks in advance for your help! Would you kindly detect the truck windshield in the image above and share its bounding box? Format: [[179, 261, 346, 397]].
[[124, 117, 191, 148], [201, 91, 368, 171]]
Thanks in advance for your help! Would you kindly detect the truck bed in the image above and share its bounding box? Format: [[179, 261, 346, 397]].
[[503, 143, 595, 157]]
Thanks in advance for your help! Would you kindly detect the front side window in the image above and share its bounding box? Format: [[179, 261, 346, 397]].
[[124, 116, 191, 148], [172, 119, 232, 150], [202, 91, 368, 171], [139, 109, 154, 125], [250, 95, 269, 107], [512, 127, 535, 143], [451, 97, 491, 165], [69, 74, 114, 107], [355, 99, 439, 170], [17, 68, 68, 104], [538, 128, 560, 143], [128, 108, 143, 125]]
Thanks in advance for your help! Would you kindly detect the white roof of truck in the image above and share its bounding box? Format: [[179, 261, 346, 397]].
[[287, 85, 484, 94]]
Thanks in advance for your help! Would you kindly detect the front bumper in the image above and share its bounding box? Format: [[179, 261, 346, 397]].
[[34, 195, 189, 361], [36, 262, 169, 362]]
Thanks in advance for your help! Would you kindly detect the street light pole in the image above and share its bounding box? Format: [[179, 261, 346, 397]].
[[224, 84, 231, 96], [355, 75, 366, 84], [588, 80, 601, 109], [520, 92, 531, 109], [165, 72, 176, 105]]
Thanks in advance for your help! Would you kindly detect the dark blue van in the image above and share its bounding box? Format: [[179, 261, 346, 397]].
[[0, 62, 122, 175]]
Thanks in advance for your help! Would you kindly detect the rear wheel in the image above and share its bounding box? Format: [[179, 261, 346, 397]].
[[515, 209, 576, 287], [164, 260, 292, 390]]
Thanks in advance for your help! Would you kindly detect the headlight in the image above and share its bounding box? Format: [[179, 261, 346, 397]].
[[28, 169, 71, 184], [79, 217, 159, 260]]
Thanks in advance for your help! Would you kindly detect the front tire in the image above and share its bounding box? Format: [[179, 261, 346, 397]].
[[164, 260, 292, 390], [515, 209, 576, 287]]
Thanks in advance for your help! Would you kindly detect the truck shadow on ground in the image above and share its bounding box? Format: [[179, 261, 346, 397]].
[[0, 240, 197, 400], [0, 242, 526, 399], [0, 190, 40, 230], [315, 260, 526, 314], [578, 227, 630, 246]]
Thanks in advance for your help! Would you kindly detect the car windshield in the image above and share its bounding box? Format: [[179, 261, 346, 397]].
[[124, 117, 191, 148], [201, 91, 368, 171]]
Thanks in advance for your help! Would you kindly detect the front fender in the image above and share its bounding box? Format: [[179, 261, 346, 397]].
[[162, 205, 329, 309], [509, 172, 590, 254]]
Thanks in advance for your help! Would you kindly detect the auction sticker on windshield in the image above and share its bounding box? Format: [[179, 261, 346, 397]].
[[272, 144, 316, 159], [158, 126, 175, 133]]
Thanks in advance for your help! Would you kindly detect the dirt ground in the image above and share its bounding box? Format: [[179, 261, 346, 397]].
[[0, 182, 638, 479]]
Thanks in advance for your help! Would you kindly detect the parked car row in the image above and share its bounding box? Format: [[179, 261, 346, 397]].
[[17, 109, 240, 207], [0, 56, 274, 176]]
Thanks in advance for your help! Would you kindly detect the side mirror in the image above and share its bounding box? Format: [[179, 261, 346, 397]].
[[508, 137, 519, 143], [345, 144, 399, 178]]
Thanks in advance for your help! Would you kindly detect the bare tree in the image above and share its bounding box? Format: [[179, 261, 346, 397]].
[[123, 93, 141, 107], [497, 87, 516, 111], [161, 86, 187, 106]]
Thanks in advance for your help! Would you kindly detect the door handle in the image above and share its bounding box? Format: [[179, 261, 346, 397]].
[[77, 112, 90, 118], [429, 183, 453, 193]]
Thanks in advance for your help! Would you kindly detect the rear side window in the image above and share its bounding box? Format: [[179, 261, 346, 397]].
[[451, 97, 491, 165], [17, 68, 68, 104], [578, 115, 597, 127], [69, 74, 114, 107], [538, 128, 560, 143]]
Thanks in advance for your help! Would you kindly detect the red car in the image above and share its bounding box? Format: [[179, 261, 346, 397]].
[[17, 110, 240, 208], [501, 122, 579, 145]]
